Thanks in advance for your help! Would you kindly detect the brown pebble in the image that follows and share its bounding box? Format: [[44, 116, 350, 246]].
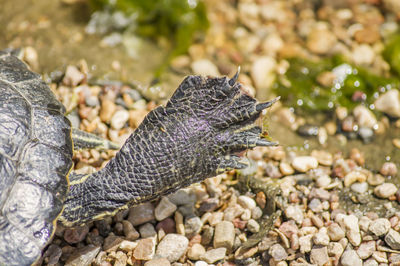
[[380, 162, 397, 176], [256, 191, 266, 209], [64, 225, 89, 244], [156, 218, 176, 234]]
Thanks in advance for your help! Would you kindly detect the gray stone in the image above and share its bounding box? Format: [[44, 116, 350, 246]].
[[308, 198, 323, 213], [384, 228, 400, 250], [155, 234, 189, 262], [65, 245, 100, 266], [247, 219, 260, 233], [139, 223, 157, 238], [251, 206, 263, 219], [155, 197, 177, 221], [168, 188, 196, 206], [122, 220, 139, 241], [223, 205, 244, 221], [341, 250, 362, 266], [269, 243, 288, 261], [310, 245, 329, 265], [184, 216, 202, 238], [369, 218, 391, 236], [103, 235, 124, 252], [200, 247, 226, 264], [64, 225, 89, 244], [128, 202, 155, 226], [201, 226, 214, 245], [214, 221, 235, 251]]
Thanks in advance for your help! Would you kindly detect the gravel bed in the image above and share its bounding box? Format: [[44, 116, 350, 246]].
[[33, 0, 400, 265]]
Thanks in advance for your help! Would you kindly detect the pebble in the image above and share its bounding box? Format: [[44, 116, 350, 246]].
[[279, 162, 294, 175], [64, 225, 89, 244], [155, 234, 189, 262], [187, 243, 206, 260], [316, 175, 332, 188], [247, 219, 260, 233], [63, 65, 85, 87], [344, 171, 367, 187], [237, 195, 256, 210], [133, 238, 156, 260], [369, 218, 391, 236], [103, 235, 124, 252], [380, 162, 397, 176], [374, 89, 400, 118], [128, 203, 155, 226], [144, 258, 171, 266], [350, 182, 368, 193], [367, 174, 385, 186], [191, 59, 220, 77], [353, 105, 377, 128], [311, 150, 333, 166], [251, 206, 263, 220], [251, 56, 276, 91], [313, 227, 330, 246], [223, 205, 244, 221], [310, 245, 329, 265], [338, 214, 361, 246], [299, 235, 313, 253], [374, 183, 398, 198], [328, 242, 344, 257], [155, 197, 177, 221], [352, 44, 375, 65], [357, 240, 376, 259], [122, 220, 139, 241], [201, 226, 214, 245], [100, 99, 116, 123], [327, 223, 345, 241], [42, 244, 62, 265], [214, 221, 235, 251], [358, 127, 374, 143], [284, 205, 304, 224], [184, 216, 202, 238], [308, 198, 323, 213], [156, 218, 176, 234], [139, 223, 157, 238], [269, 243, 288, 261], [200, 247, 226, 264], [168, 189, 196, 206], [65, 246, 100, 266], [307, 28, 337, 55], [292, 156, 318, 172], [341, 250, 363, 266], [385, 229, 400, 250], [110, 109, 129, 130], [118, 240, 137, 252]]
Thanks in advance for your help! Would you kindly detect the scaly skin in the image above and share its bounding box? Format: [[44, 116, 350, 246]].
[[60, 72, 278, 226]]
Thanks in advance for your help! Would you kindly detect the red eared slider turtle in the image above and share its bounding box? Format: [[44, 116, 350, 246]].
[[0, 49, 278, 265]]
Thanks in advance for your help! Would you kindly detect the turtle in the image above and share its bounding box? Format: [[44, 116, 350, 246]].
[[0, 49, 279, 265]]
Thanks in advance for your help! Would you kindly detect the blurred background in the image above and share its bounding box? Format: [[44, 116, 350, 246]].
[[0, 0, 399, 167]]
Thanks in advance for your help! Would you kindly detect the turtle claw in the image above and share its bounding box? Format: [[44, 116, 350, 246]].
[[256, 96, 281, 112], [255, 139, 279, 147], [217, 155, 249, 173], [228, 66, 241, 86]]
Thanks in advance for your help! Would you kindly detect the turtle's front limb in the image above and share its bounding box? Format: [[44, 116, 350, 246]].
[[60, 73, 279, 226]]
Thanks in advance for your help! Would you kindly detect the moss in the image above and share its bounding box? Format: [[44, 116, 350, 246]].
[[275, 56, 399, 112]]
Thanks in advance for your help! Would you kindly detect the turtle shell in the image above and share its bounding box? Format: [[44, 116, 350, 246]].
[[0, 51, 73, 265]]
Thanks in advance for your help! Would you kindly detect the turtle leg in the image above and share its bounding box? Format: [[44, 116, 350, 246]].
[[71, 127, 119, 151]]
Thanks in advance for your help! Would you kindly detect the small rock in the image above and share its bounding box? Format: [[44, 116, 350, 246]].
[[198, 198, 219, 213], [156, 218, 176, 234], [284, 205, 304, 224], [367, 174, 385, 186], [114, 251, 127, 266], [247, 219, 260, 233], [311, 150, 333, 166], [155, 197, 177, 221], [223, 205, 244, 221], [110, 109, 129, 130], [374, 89, 400, 118], [341, 250, 362, 266], [119, 240, 138, 252], [380, 162, 397, 176], [363, 258, 378, 266], [122, 220, 139, 241], [128, 202, 155, 226], [100, 99, 116, 123], [358, 127, 374, 143], [237, 195, 257, 210], [214, 221, 235, 251], [328, 242, 344, 257], [133, 238, 156, 260], [374, 183, 398, 198], [251, 206, 263, 220], [385, 228, 400, 250], [139, 223, 157, 238], [344, 171, 367, 187], [103, 235, 124, 252], [350, 182, 368, 194], [369, 218, 391, 236], [299, 235, 313, 253], [316, 175, 332, 188], [359, 216, 372, 232], [200, 247, 226, 264], [155, 234, 189, 262], [357, 241, 376, 259], [201, 226, 214, 245], [65, 246, 100, 266], [64, 225, 89, 244], [313, 228, 330, 246], [251, 56, 276, 92], [353, 105, 377, 128], [310, 245, 329, 265], [187, 243, 206, 260], [63, 65, 85, 86], [327, 223, 345, 241], [144, 258, 171, 266], [185, 216, 202, 239], [279, 162, 294, 175], [42, 244, 62, 265], [308, 198, 323, 213], [292, 156, 318, 172], [307, 27, 337, 55], [338, 214, 361, 246], [168, 189, 196, 206], [352, 44, 375, 65], [191, 59, 220, 77], [269, 243, 288, 261]]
